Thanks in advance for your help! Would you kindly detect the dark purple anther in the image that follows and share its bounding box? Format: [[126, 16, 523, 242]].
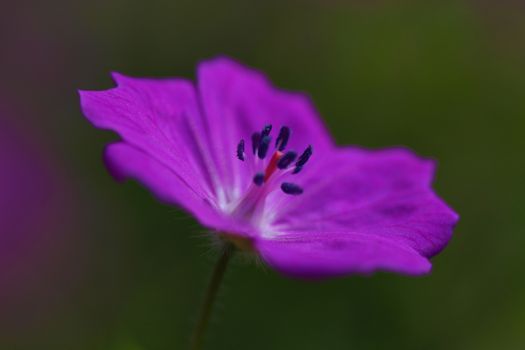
[[275, 126, 290, 151], [261, 124, 272, 137], [253, 172, 265, 186], [277, 151, 297, 169], [251, 132, 261, 155], [292, 165, 303, 174], [296, 145, 312, 167], [237, 139, 245, 161], [281, 182, 303, 195], [257, 136, 271, 159]]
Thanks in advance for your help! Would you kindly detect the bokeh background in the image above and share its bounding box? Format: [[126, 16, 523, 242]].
[[1, 0, 525, 349]]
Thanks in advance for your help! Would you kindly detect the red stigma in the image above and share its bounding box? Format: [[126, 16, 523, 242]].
[[264, 151, 283, 182]]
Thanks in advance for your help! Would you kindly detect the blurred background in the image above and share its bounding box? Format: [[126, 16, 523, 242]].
[[1, 0, 524, 349]]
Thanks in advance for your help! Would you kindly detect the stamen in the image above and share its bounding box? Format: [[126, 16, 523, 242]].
[[275, 126, 290, 151], [296, 145, 312, 166], [281, 182, 303, 195], [257, 136, 271, 159], [236, 139, 245, 161], [230, 124, 309, 223], [253, 172, 265, 186], [277, 151, 297, 169], [292, 165, 303, 174], [261, 124, 272, 137], [251, 132, 261, 155]]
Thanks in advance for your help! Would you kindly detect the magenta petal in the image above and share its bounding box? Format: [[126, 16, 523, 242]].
[[197, 57, 335, 198], [257, 232, 431, 279], [79, 75, 218, 204], [104, 142, 215, 218], [105, 142, 254, 236], [272, 147, 458, 259], [197, 57, 333, 151]]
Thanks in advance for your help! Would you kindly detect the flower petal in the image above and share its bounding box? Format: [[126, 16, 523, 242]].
[[257, 232, 431, 279], [105, 142, 255, 236], [104, 142, 215, 221], [271, 147, 458, 258], [197, 57, 335, 200], [80, 74, 222, 205]]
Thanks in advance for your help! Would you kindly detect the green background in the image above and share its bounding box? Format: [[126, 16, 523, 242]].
[[2, 1, 525, 349]]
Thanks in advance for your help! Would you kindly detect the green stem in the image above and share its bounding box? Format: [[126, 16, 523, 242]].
[[189, 243, 234, 350]]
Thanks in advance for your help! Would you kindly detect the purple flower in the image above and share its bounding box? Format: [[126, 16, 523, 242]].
[[79, 57, 458, 279]]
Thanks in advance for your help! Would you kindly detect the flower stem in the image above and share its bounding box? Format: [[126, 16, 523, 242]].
[[189, 243, 234, 350]]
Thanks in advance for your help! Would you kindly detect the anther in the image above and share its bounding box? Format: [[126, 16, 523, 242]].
[[292, 165, 303, 174], [261, 124, 272, 137], [253, 172, 265, 186], [281, 182, 303, 195], [296, 145, 312, 167], [275, 126, 290, 151], [251, 132, 261, 155], [236, 139, 245, 161], [277, 151, 297, 169], [257, 136, 271, 159]]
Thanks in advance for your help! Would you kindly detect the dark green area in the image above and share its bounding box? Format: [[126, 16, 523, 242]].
[[2, 1, 525, 349]]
